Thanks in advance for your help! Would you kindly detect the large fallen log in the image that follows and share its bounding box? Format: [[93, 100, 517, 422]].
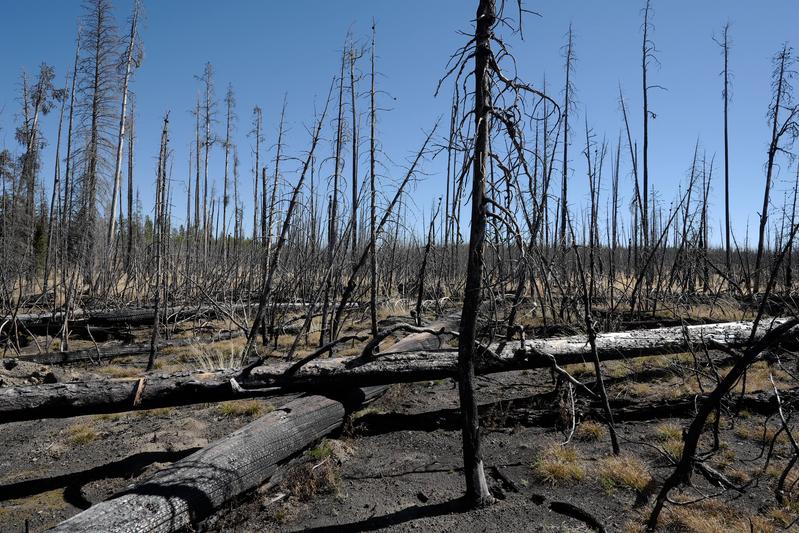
[[47, 315, 444, 532], [0, 370, 249, 422], [48, 388, 383, 533], [5, 305, 227, 332], [4, 302, 356, 335], [353, 386, 799, 435], [245, 318, 797, 389], [15, 330, 243, 366], [1, 318, 792, 423]]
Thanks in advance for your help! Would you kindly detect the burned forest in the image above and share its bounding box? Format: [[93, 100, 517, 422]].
[[3, 0, 799, 531]]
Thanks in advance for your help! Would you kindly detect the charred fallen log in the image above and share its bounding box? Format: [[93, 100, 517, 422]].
[[352, 387, 799, 435], [4, 302, 355, 337], [0, 319, 793, 423], [48, 387, 385, 533], [15, 330, 242, 366]]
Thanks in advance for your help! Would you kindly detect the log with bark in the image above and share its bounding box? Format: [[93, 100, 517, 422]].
[[245, 317, 796, 388], [47, 315, 443, 532], [353, 386, 799, 435], [1, 319, 793, 423], [4, 302, 354, 334], [49, 388, 384, 533], [15, 330, 242, 366]]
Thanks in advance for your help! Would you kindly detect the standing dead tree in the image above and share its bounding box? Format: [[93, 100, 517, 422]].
[[369, 21, 379, 337], [76, 0, 119, 286], [438, 0, 556, 508], [241, 86, 333, 363], [105, 0, 140, 251], [415, 199, 440, 326], [147, 112, 169, 371], [42, 71, 69, 301], [348, 40, 362, 264], [648, 228, 799, 528], [559, 25, 575, 247], [754, 45, 799, 294], [641, 0, 656, 250], [715, 23, 732, 277], [17, 63, 62, 291], [221, 83, 236, 263], [196, 62, 217, 269]]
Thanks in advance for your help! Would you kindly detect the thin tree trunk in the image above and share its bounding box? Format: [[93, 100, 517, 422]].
[[369, 22, 378, 337], [147, 114, 169, 371], [106, 1, 138, 247], [457, 0, 496, 507], [641, 0, 652, 249], [349, 44, 360, 264]]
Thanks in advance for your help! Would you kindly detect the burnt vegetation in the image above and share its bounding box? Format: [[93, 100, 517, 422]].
[[3, 0, 799, 532]]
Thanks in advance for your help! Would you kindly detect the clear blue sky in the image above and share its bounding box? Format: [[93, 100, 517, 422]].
[[1, 1, 797, 245]]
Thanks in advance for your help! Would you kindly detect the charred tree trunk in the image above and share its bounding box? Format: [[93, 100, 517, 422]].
[[49, 390, 383, 533], [146, 114, 169, 372], [369, 22, 378, 337], [457, 0, 495, 507], [106, 1, 139, 249]]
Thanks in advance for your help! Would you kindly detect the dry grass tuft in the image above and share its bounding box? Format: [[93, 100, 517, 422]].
[[659, 495, 773, 532], [626, 382, 656, 398], [725, 467, 751, 485], [134, 407, 173, 418], [597, 454, 652, 493], [189, 341, 247, 371], [96, 365, 142, 379], [730, 362, 793, 394], [734, 422, 787, 445], [351, 406, 385, 419], [565, 363, 594, 378], [576, 420, 605, 441], [93, 412, 123, 422], [623, 497, 777, 533], [766, 505, 798, 529], [306, 439, 333, 460], [218, 399, 272, 418], [532, 443, 585, 485], [713, 447, 736, 469], [2, 488, 69, 516], [652, 421, 685, 459], [67, 423, 98, 445], [378, 298, 410, 318], [285, 460, 340, 501], [655, 422, 683, 442]]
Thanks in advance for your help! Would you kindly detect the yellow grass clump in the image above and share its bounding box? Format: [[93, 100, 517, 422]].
[[218, 399, 272, 418], [533, 443, 586, 485], [597, 455, 652, 493], [67, 423, 98, 445]]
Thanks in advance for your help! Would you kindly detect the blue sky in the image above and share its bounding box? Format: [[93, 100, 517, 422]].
[[1, 1, 797, 244]]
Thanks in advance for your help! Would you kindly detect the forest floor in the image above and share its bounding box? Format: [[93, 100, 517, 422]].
[[205, 368, 795, 532], [0, 308, 797, 532]]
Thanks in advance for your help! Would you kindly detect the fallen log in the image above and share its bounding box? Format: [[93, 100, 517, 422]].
[[5, 302, 359, 332], [15, 330, 243, 366], [352, 386, 799, 435], [0, 370, 250, 422], [49, 388, 384, 533], [47, 315, 443, 532], [4, 305, 224, 333], [1, 318, 792, 423], [245, 317, 797, 387]]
